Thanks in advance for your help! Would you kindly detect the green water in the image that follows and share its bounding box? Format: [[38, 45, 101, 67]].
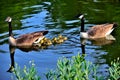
[[0, 0, 120, 79]]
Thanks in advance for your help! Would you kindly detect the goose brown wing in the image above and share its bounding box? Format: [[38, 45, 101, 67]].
[[87, 25, 102, 36], [16, 31, 48, 46], [87, 24, 114, 38]]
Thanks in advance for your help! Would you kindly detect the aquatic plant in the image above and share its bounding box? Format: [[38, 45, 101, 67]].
[[13, 61, 40, 80], [12, 54, 120, 80], [108, 58, 120, 80], [46, 54, 120, 80], [46, 54, 101, 80]]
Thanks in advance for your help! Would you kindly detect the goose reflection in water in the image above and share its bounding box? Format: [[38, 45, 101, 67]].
[[7, 45, 15, 72], [90, 35, 115, 46], [81, 35, 116, 46], [80, 35, 116, 54], [7, 43, 41, 72]]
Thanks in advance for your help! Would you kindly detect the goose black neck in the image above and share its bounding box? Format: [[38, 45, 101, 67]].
[[81, 18, 84, 32], [8, 22, 13, 36]]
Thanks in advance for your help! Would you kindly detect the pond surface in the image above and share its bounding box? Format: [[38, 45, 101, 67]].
[[0, 0, 120, 80]]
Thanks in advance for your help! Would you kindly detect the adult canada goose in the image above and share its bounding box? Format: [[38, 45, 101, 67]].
[[79, 14, 117, 39], [5, 17, 48, 47]]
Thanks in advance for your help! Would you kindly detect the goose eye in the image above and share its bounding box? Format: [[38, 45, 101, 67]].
[[35, 39, 38, 41]]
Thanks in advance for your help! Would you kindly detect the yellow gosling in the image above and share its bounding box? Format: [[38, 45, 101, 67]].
[[63, 36, 67, 40]]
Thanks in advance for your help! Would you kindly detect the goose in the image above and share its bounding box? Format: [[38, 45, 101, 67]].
[[79, 14, 117, 39], [5, 17, 48, 47]]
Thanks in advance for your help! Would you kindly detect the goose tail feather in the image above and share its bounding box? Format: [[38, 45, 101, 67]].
[[43, 31, 48, 35], [113, 23, 118, 28]]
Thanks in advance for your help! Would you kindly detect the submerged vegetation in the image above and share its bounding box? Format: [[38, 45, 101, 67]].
[[13, 54, 120, 80]]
